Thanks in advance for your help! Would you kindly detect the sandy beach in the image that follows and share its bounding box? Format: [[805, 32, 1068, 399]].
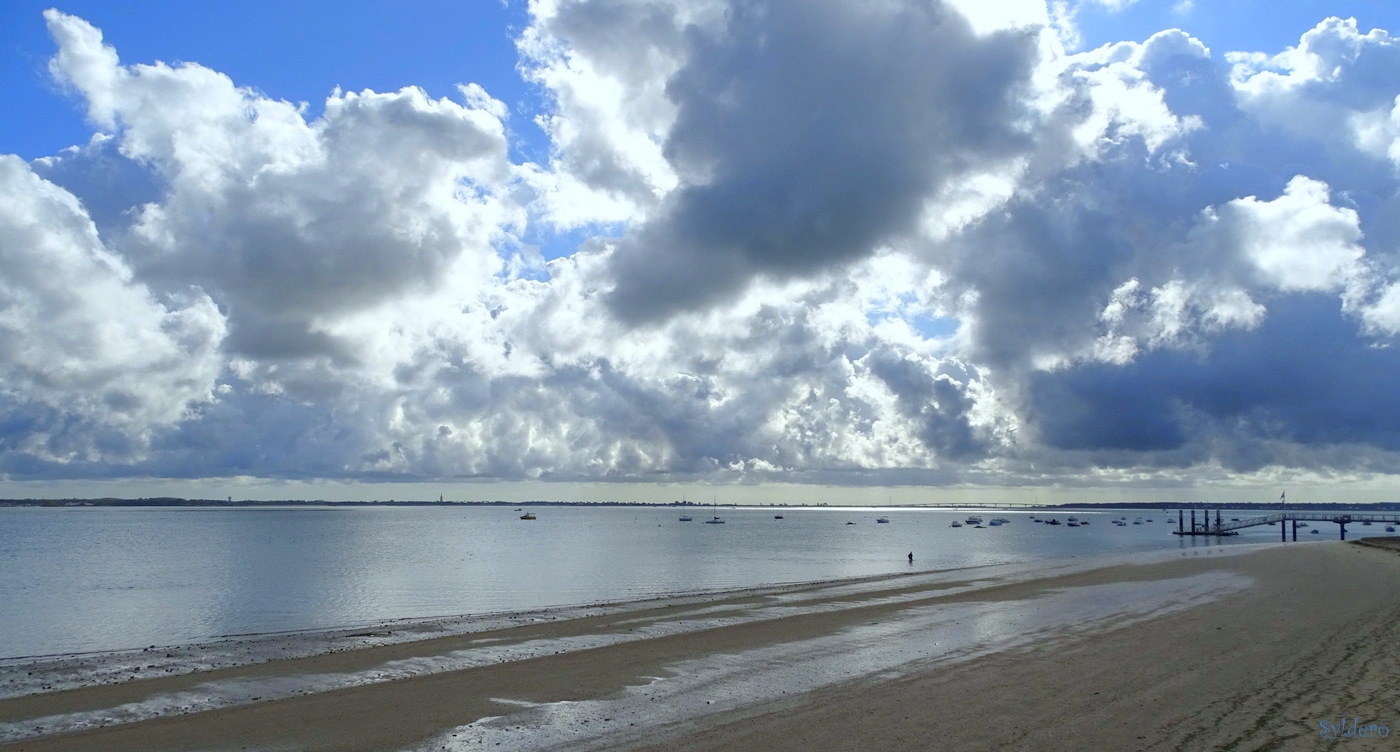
[[2, 540, 1397, 751]]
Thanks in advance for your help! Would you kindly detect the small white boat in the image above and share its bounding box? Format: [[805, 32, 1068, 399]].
[[1067, 522, 1079, 527], [876, 517, 890, 523], [520, 512, 536, 520], [679, 515, 693, 522], [950, 521, 963, 528], [704, 502, 725, 524]]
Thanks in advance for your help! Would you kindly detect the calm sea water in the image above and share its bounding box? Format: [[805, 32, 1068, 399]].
[[0, 505, 1386, 658]]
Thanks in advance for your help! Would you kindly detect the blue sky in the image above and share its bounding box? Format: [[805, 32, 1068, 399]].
[[7, 1, 1400, 504]]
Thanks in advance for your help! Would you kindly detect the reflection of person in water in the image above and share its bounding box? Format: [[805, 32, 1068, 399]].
[[907, 552, 913, 563]]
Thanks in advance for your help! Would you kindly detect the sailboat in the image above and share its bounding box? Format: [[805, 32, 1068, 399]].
[[704, 500, 725, 524], [679, 492, 693, 521]]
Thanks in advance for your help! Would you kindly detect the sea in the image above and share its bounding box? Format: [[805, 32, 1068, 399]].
[[1, 504, 1391, 659]]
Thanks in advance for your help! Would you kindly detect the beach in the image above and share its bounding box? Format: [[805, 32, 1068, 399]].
[[2, 540, 1397, 751]]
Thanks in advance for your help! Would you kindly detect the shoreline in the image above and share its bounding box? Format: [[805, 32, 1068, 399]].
[[0, 566, 967, 699], [2, 541, 1397, 750]]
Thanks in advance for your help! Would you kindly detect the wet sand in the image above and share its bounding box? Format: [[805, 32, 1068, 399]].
[[2, 541, 1397, 751]]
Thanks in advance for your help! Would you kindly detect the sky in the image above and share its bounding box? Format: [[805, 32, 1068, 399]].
[[4, 0, 1400, 504]]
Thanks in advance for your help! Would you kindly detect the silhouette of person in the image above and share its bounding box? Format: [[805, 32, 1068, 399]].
[[907, 552, 914, 563]]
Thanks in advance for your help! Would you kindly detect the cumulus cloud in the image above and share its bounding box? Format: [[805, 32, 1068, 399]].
[[600, 0, 1042, 322], [0, 156, 224, 465], [8, 3, 1400, 494], [41, 9, 519, 362], [515, 0, 706, 228]]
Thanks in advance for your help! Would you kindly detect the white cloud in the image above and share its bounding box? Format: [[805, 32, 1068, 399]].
[[1202, 175, 1364, 293], [1230, 17, 1400, 168], [41, 10, 522, 365], [0, 156, 225, 463], [1361, 281, 1400, 334], [515, 0, 706, 228]]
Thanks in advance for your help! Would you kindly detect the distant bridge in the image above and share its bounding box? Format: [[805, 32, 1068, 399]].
[[1172, 509, 1400, 541]]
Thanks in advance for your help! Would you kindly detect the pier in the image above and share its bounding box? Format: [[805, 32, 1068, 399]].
[[1172, 509, 1400, 541]]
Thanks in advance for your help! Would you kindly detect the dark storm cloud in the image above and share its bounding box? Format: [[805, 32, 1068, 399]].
[[1028, 296, 1400, 469], [605, 0, 1041, 322]]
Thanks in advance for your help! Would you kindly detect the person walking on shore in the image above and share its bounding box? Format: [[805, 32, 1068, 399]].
[[908, 552, 913, 563]]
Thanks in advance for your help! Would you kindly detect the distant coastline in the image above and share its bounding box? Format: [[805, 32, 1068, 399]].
[[2, 497, 1397, 511]]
